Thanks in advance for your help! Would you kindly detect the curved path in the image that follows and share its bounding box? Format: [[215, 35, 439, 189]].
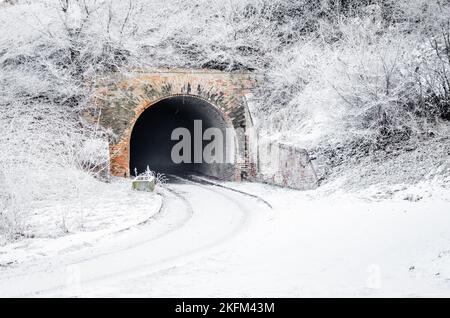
[[0, 177, 268, 297]]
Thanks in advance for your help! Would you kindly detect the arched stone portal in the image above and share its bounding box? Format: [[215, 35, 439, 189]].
[[85, 69, 319, 190], [130, 95, 237, 179], [87, 69, 257, 180]]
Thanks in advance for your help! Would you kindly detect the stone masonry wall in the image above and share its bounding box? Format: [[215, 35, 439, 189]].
[[257, 141, 318, 190], [85, 69, 319, 190], [85, 69, 256, 178]]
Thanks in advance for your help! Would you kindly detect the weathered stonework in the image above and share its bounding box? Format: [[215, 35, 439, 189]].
[[257, 141, 318, 190], [87, 69, 257, 178], [86, 68, 319, 190]]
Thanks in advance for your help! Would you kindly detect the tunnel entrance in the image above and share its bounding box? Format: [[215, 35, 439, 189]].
[[130, 95, 236, 180]]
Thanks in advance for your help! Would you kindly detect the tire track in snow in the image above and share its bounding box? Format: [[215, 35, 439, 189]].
[[0, 176, 263, 297], [0, 184, 193, 285]]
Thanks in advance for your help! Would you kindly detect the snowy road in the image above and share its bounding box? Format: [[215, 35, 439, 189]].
[[2, 177, 449, 297], [0, 177, 268, 297]]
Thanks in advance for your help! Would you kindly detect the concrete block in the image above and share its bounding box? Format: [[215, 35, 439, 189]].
[[132, 177, 156, 192]]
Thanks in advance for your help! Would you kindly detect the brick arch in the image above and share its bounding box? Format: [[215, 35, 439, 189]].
[[87, 69, 257, 179], [127, 94, 241, 179], [129, 93, 237, 134]]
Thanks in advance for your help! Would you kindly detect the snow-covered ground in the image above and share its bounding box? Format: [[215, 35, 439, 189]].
[[0, 179, 162, 266], [213, 180, 450, 297], [0, 176, 449, 297]]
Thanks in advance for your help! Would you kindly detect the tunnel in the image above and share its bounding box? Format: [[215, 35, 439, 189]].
[[130, 95, 236, 179]]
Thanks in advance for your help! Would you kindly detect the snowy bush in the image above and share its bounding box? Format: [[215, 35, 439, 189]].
[[0, 0, 124, 241], [407, 0, 450, 121], [255, 0, 450, 165], [134, 166, 167, 186]]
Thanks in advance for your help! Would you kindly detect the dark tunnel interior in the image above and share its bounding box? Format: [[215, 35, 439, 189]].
[[130, 96, 235, 179]]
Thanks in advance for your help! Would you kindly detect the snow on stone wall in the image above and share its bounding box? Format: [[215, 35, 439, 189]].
[[257, 141, 318, 190]]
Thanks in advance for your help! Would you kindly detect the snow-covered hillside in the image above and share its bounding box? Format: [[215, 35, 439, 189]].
[[0, 0, 449, 298]]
